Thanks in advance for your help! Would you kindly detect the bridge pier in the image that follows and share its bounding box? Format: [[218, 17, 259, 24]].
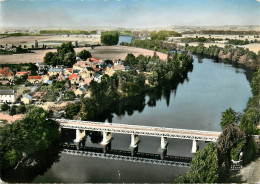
[[191, 139, 198, 153], [74, 129, 86, 150], [101, 131, 112, 154], [130, 134, 140, 157], [159, 137, 168, 160]]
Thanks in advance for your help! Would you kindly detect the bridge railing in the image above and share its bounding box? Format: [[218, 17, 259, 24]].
[[54, 118, 221, 136]]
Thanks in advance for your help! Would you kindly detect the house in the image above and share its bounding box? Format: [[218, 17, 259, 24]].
[[93, 73, 102, 83], [73, 61, 88, 71], [64, 68, 73, 77], [113, 60, 123, 65], [79, 67, 94, 78], [28, 76, 42, 84], [74, 87, 86, 96], [42, 74, 50, 83], [48, 68, 63, 76], [104, 65, 114, 76], [0, 67, 14, 81], [0, 80, 10, 85], [0, 89, 15, 103], [69, 74, 80, 84], [21, 94, 32, 104], [104, 64, 125, 76], [87, 58, 100, 64], [15, 71, 31, 78], [79, 77, 93, 87]]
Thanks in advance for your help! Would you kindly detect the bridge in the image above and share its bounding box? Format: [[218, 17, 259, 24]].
[[56, 118, 221, 155]]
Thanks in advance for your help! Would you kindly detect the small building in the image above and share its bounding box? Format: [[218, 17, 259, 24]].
[[64, 68, 73, 77], [87, 58, 100, 64], [104, 64, 125, 76], [93, 73, 102, 83], [73, 61, 88, 72], [21, 94, 32, 104], [0, 67, 14, 81], [15, 71, 31, 78], [28, 76, 42, 84], [0, 89, 15, 103], [69, 74, 80, 84], [79, 67, 94, 78], [42, 74, 50, 83], [48, 68, 63, 76], [74, 87, 86, 96]]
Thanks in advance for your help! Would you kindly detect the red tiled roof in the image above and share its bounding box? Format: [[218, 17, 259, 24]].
[[87, 58, 100, 63], [69, 74, 79, 80], [0, 67, 13, 76], [28, 76, 42, 80], [16, 71, 30, 75]]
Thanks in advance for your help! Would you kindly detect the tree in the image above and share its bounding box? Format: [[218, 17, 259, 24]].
[[44, 52, 55, 65], [1, 103, 9, 111], [77, 50, 92, 60], [43, 42, 76, 67], [175, 143, 219, 183], [0, 107, 59, 169], [101, 31, 119, 45], [123, 53, 138, 68], [250, 69, 260, 96], [220, 108, 237, 129], [218, 124, 246, 181], [79, 98, 99, 121], [63, 91, 76, 101], [9, 106, 16, 116], [65, 102, 81, 119], [17, 105, 26, 114]]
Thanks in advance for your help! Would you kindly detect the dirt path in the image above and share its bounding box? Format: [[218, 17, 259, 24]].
[[236, 156, 260, 183]]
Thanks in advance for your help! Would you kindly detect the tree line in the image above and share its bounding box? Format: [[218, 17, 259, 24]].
[[150, 30, 182, 40], [184, 43, 260, 69], [39, 30, 91, 35]]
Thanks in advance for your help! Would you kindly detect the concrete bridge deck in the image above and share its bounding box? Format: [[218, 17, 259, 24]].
[[56, 119, 221, 142]]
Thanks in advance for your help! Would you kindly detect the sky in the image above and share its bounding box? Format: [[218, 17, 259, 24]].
[[0, 0, 260, 29]]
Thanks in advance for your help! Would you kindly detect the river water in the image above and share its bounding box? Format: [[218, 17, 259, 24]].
[[2, 55, 253, 183]]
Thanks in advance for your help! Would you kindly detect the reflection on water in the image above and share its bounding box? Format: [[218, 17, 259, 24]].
[[1, 55, 253, 183]]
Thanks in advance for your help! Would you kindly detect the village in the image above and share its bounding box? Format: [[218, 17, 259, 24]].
[[0, 51, 133, 122]]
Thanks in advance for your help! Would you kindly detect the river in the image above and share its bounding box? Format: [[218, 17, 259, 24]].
[[2, 55, 253, 183]]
